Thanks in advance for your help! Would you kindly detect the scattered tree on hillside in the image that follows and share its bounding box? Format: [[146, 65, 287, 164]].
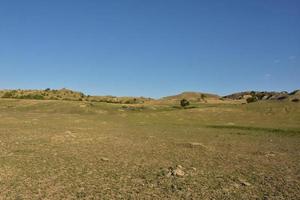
[[180, 99, 190, 108], [246, 97, 258, 103]]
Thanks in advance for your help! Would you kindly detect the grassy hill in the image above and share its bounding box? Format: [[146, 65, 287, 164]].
[[0, 88, 85, 101], [161, 92, 224, 104], [223, 90, 300, 103], [0, 88, 152, 104], [162, 91, 219, 100], [1, 89, 299, 107]]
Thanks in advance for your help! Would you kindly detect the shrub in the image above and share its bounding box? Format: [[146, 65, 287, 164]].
[[180, 99, 190, 107], [289, 90, 300, 95], [250, 91, 256, 96], [246, 97, 258, 103], [123, 98, 138, 104], [2, 91, 16, 98], [277, 96, 287, 100], [26, 94, 44, 100], [79, 93, 85, 98], [62, 98, 71, 101]]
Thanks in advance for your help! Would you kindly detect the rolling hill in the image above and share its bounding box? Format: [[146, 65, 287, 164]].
[[0, 88, 299, 104]]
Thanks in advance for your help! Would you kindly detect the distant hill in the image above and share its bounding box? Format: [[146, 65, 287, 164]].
[[160, 90, 300, 104], [0, 88, 152, 104], [161, 92, 222, 103], [0, 88, 85, 101], [87, 95, 152, 104], [1, 88, 299, 104], [223, 90, 300, 102]]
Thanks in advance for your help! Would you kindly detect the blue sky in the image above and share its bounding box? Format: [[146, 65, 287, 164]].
[[0, 0, 299, 98]]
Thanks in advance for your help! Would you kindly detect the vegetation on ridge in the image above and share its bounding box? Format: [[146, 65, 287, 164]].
[[0, 88, 152, 104]]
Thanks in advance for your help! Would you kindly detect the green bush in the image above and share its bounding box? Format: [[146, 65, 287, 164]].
[[246, 97, 258, 103], [180, 99, 190, 107], [250, 91, 256, 96], [2, 91, 16, 98], [19, 94, 44, 100], [124, 98, 138, 104]]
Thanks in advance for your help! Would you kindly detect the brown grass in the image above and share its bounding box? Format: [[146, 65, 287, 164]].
[[0, 99, 299, 199]]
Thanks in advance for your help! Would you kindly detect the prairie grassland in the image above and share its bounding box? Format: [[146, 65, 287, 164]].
[[0, 99, 299, 199]]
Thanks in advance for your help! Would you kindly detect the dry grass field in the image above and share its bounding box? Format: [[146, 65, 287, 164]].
[[0, 99, 299, 199]]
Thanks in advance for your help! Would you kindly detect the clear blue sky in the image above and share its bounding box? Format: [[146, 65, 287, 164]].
[[0, 0, 299, 98]]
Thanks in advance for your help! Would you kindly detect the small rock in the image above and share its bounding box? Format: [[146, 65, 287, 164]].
[[265, 152, 276, 158], [173, 168, 185, 177], [100, 157, 109, 161], [238, 178, 251, 186], [189, 142, 208, 149], [191, 167, 197, 171], [65, 130, 76, 138], [232, 183, 240, 188], [165, 166, 186, 177], [177, 165, 184, 169]]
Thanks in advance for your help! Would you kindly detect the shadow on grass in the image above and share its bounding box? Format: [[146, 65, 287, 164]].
[[171, 105, 199, 109], [206, 125, 300, 136]]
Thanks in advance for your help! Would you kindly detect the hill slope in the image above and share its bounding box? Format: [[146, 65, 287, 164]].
[[0, 88, 152, 104], [223, 90, 300, 102], [1, 89, 299, 105], [0, 88, 85, 101], [161, 92, 221, 102]]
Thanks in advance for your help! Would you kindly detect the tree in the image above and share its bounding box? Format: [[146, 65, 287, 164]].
[[180, 99, 190, 108], [246, 97, 257, 103]]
